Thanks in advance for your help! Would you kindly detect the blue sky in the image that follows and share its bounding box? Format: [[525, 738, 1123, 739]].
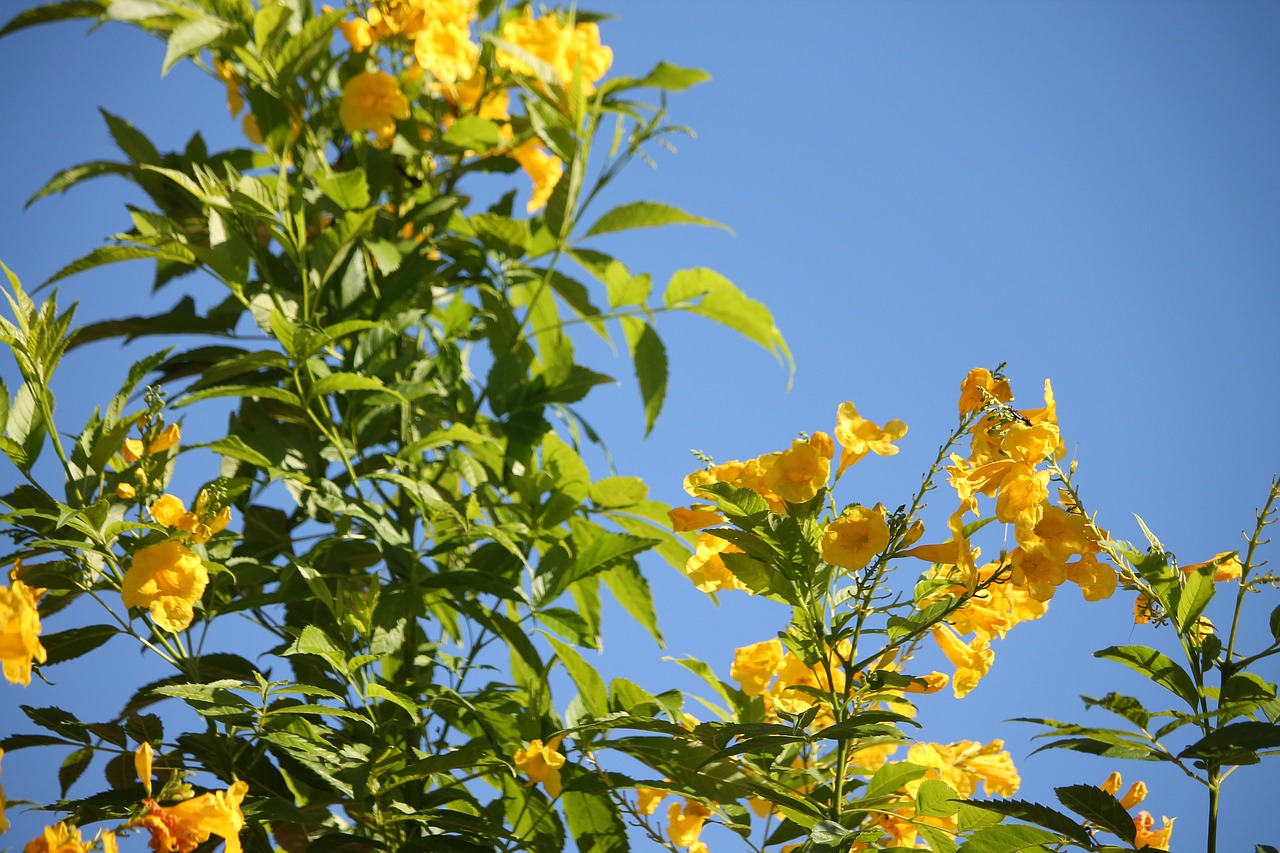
[[2, 1, 1280, 850]]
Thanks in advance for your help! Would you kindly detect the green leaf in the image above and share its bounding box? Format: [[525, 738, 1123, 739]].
[[621, 317, 667, 436], [162, 17, 228, 75], [809, 820, 852, 847], [273, 8, 344, 79], [316, 170, 371, 211], [545, 633, 608, 718], [22, 706, 90, 743], [367, 684, 419, 721], [1174, 564, 1215, 634], [0, 1, 105, 37], [601, 561, 663, 647], [1054, 784, 1135, 843], [562, 789, 627, 853], [664, 268, 792, 373], [1179, 721, 1280, 765], [310, 373, 390, 398], [1095, 645, 1199, 709], [175, 384, 302, 408], [26, 160, 133, 207], [962, 799, 1092, 847], [638, 61, 712, 91], [59, 747, 93, 797], [44, 244, 195, 287], [1081, 692, 1151, 731], [583, 201, 730, 238], [441, 116, 502, 151], [960, 823, 1062, 852], [865, 761, 928, 800], [915, 779, 959, 818], [40, 624, 119, 666], [207, 435, 274, 469], [589, 476, 647, 508]]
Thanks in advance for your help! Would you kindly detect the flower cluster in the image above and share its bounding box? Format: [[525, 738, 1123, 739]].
[[330, 2, 612, 210], [1101, 771, 1174, 850]]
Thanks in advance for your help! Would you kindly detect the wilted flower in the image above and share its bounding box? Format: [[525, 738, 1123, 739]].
[[0, 577, 47, 686], [1133, 811, 1174, 850], [134, 781, 248, 853], [514, 737, 565, 797], [340, 71, 410, 147], [121, 541, 209, 633]]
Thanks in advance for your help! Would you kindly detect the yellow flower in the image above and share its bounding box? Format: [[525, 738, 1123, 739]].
[[99, 832, 118, 853], [340, 16, 375, 51], [1017, 505, 1090, 563], [508, 139, 563, 212], [683, 533, 750, 594], [0, 578, 47, 685], [668, 505, 725, 532], [1180, 551, 1242, 582], [136, 741, 154, 794], [134, 781, 248, 853], [414, 19, 478, 84], [340, 70, 410, 147], [1008, 546, 1068, 602], [497, 9, 613, 90], [1132, 811, 1173, 851], [821, 504, 890, 572], [667, 799, 713, 849], [150, 494, 189, 528], [213, 59, 244, 118], [121, 423, 181, 463], [850, 741, 898, 773], [994, 463, 1049, 529], [116, 482, 137, 500], [903, 671, 949, 695], [906, 740, 1019, 799], [1120, 780, 1147, 809], [932, 625, 993, 698], [1133, 592, 1156, 625], [999, 422, 1062, 466], [947, 565, 1049, 641], [730, 639, 783, 696], [121, 541, 209, 633], [1100, 771, 1123, 795], [149, 494, 232, 544], [760, 434, 831, 505], [1065, 554, 1117, 602], [958, 367, 1011, 415], [514, 738, 565, 797], [834, 402, 906, 475], [636, 787, 667, 815], [441, 71, 510, 121], [23, 822, 87, 853]]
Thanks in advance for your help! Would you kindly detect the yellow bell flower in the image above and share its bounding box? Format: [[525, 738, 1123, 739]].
[[834, 402, 906, 475], [667, 799, 713, 849], [730, 639, 782, 696], [514, 737, 566, 797], [957, 367, 1012, 415], [23, 822, 87, 853], [760, 434, 831, 505], [121, 541, 209, 633], [932, 625, 993, 698], [0, 577, 47, 686], [821, 504, 890, 572], [134, 780, 248, 853], [340, 71, 410, 148]]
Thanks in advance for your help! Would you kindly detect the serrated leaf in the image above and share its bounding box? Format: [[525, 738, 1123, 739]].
[[1095, 645, 1198, 709], [59, 747, 93, 797], [1054, 784, 1135, 843], [961, 823, 1062, 852], [562, 789, 626, 853], [367, 684, 419, 721], [583, 201, 730, 238], [962, 799, 1092, 846], [865, 761, 928, 800], [310, 373, 389, 398], [44, 244, 196, 287], [809, 820, 852, 847], [1179, 720, 1280, 765], [639, 61, 712, 91], [40, 624, 119, 666], [622, 317, 667, 436]]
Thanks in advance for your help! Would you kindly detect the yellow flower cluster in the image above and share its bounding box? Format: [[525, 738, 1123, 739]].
[[340, 0, 479, 83], [1101, 771, 1173, 850], [496, 8, 613, 91], [149, 492, 232, 545], [121, 541, 209, 634]]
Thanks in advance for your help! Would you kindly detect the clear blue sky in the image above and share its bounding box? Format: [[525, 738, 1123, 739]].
[[2, 2, 1279, 849]]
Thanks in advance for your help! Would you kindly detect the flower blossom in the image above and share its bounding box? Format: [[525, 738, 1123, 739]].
[[834, 402, 906, 475], [822, 504, 890, 572], [121, 541, 209, 633], [340, 71, 410, 147], [514, 737, 565, 797], [134, 781, 248, 853], [23, 822, 87, 853], [730, 639, 783, 696], [0, 577, 47, 685]]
